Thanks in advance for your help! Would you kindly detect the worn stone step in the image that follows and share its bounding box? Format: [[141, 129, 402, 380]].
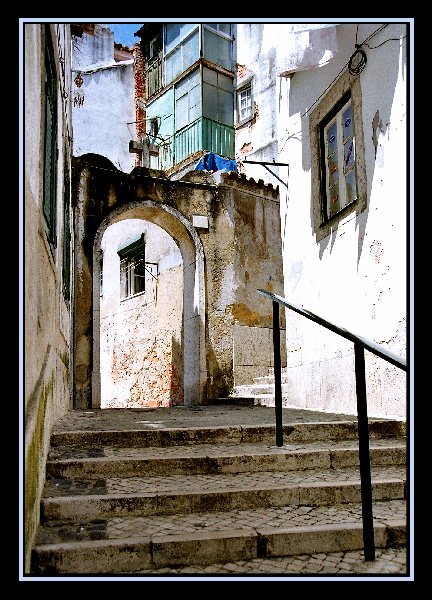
[[234, 383, 291, 396], [253, 375, 290, 385], [40, 464, 406, 521], [31, 499, 406, 574], [45, 438, 406, 479], [50, 420, 406, 449]]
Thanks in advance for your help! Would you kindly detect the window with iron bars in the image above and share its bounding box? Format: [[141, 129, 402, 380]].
[[120, 254, 147, 299]]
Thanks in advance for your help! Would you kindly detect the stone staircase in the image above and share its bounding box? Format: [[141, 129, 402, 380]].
[[232, 368, 292, 407], [30, 405, 407, 575]]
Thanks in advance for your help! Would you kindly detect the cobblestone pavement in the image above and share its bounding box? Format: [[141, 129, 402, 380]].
[[129, 546, 408, 577], [51, 404, 371, 432], [43, 464, 406, 499]]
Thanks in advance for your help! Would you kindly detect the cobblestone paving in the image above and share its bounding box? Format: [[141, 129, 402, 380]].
[[43, 464, 406, 497], [128, 547, 408, 576], [51, 405, 376, 433], [47, 436, 406, 461], [36, 498, 406, 543]]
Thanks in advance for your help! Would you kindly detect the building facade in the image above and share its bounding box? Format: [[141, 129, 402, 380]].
[[132, 22, 408, 419], [71, 24, 286, 410], [233, 23, 408, 418], [24, 23, 74, 572], [23, 19, 409, 574]]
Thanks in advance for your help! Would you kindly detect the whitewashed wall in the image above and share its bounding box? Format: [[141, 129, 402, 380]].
[[236, 22, 407, 419], [72, 25, 136, 172]]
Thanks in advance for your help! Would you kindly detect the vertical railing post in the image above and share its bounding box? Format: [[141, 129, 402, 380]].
[[272, 300, 283, 447], [354, 341, 376, 561]]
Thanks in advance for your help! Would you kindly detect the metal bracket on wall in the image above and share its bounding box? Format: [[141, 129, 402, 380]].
[[242, 159, 289, 189]]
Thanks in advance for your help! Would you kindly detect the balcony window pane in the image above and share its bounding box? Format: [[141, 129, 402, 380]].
[[203, 28, 232, 70]]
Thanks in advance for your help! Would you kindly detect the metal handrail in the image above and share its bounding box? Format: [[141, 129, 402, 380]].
[[257, 288, 407, 562]]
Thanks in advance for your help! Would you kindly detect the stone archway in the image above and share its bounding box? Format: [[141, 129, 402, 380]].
[[92, 201, 206, 408], [72, 153, 285, 410], [72, 155, 207, 409], [92, 200, 206, 407]]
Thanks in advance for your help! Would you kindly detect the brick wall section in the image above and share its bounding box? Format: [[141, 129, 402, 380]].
[[133, 42, 146, 167]]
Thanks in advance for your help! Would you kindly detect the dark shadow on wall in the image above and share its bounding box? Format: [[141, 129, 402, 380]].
[[205, 342, 234, 403], [170, 334, 184, 406]]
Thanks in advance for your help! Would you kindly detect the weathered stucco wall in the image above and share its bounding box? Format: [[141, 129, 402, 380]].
[[24, 24, 73, 572], [199, 170, 286, 396], [233, 24, 279, 186], [235, 22, 407, 419], [72, 154, 284, 407]]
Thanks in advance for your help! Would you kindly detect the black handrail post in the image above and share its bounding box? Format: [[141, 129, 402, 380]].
[[272, 300, 283, 447], [354, 341, 375, 561]]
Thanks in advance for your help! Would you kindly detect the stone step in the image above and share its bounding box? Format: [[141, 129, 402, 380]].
[[234, 383, 291, 396], [49, 419, 406, 449], [40, 464, 406, 522], [31, 499, 406, 574], [45, 438, 406, 479], [31, 407, 408, 575], [253, 375, 289, 385]]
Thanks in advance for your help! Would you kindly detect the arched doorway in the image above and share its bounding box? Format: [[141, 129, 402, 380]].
[[97, 217, 184, 408], [92, 200, 206, 408]]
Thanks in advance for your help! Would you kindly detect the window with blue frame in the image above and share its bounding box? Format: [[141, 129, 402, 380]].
[[309, 67, 368, 242]]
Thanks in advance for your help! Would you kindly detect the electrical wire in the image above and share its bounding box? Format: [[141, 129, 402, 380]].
[[278, 23, 405, 153]]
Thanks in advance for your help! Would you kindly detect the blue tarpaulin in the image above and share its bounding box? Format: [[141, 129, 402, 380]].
[[195, 152, 237, 173]]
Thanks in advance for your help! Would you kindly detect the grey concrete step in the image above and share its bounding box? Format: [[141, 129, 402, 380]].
[[31, 499, 406, 574], [49, 419, 406, 449], [234, 383, 291, 396], [40, 464, 406, 521], [45, 438, 406, 479]]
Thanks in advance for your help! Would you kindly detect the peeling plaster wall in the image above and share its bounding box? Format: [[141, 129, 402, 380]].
[[234, 24, 279, 187], [99, 219, 183, 407], [24, 24, 73, 572], [72, 24, 115, 71], [186, 170, 285, 399], [240, 22, 407, 419]]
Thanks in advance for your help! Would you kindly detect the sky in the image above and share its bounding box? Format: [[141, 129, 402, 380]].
[[106, 23, 144, 47]]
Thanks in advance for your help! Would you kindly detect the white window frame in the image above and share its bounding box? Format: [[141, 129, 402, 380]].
[[309, 68, 367, 242], [120, 255, 146, 299], [236, 82, 253, 125], [322, 97, 357, 220]]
